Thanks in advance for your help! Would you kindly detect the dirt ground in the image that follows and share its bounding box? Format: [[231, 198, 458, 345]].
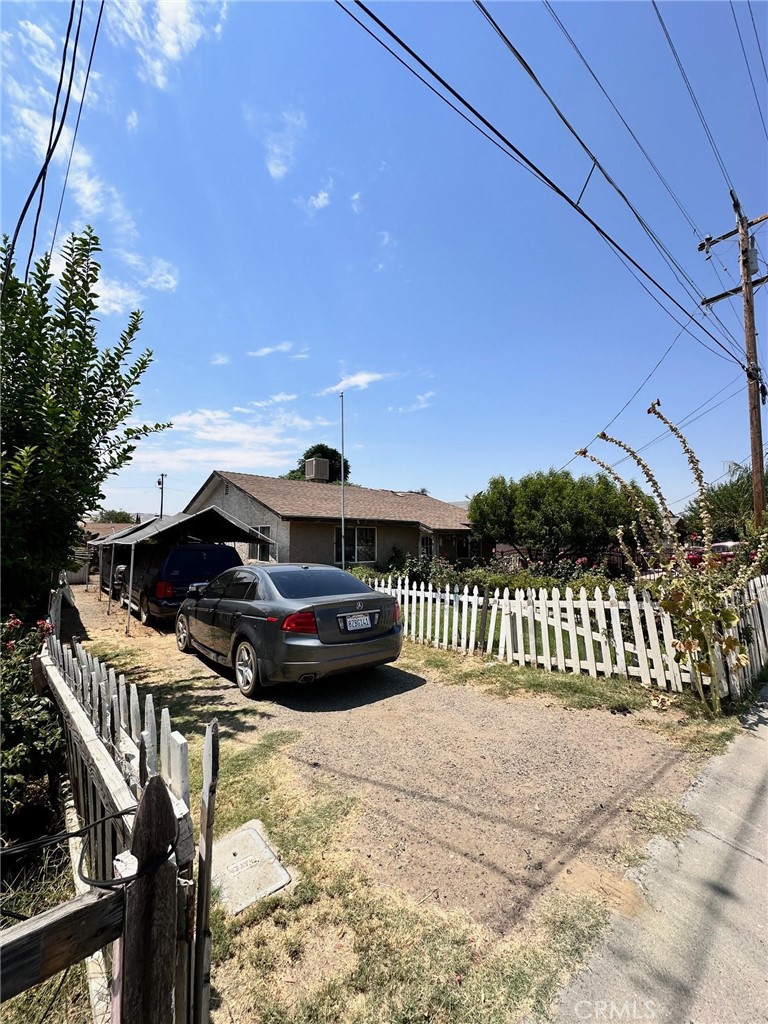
[[64, 581, 693, 936]]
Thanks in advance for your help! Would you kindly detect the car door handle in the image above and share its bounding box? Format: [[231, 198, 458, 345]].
[[232, 612, 242, 622]]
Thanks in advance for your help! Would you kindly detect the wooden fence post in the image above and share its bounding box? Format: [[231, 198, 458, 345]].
[[192, 721, 219, 1024], [112, 776, 178, 1024]]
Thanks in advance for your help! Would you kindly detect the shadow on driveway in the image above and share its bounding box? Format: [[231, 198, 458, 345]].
[[267, 664, 427, 712]]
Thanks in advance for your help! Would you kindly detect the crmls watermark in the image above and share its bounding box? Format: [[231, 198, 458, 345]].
[[574, 999, 657, 1021]]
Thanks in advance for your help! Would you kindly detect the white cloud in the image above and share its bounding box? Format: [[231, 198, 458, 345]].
[[210, 354, 230, 366], [320, 371, 393, 395], [375, 229, 397, 272], [350, 192, 362, 214], [247, 342, 293, 358], [261, 109, 307, 180], [131, 403, 328, 473], [251, 393, 297, 408], [308, 189, 330, 210], [126, 109, 138, 133], [118, 252, 179, 291], [391, 391, 435, 414], [96, 276, 143, 316], [291, 348, 310, 360], [106, 1, 226, 89]]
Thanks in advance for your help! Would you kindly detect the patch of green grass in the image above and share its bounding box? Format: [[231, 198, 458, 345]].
[[398, 645, 652, 713], [628, 797, 698, 842]]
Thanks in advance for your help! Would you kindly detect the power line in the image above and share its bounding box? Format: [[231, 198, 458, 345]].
[[541, 0, 702, 239], [541, 0, 747, 345], [51, 1, 106, 254], [1, 1, 77, 299], [611, 378, 746, 470], [25, 1, 83, 282], [729, 0, 768, 142], [669, 447, 763, 507], [337, 1, 746, 370], [474, 0, 744, 359], [652, 1, 735, 191], [747, 1, 768, 86]]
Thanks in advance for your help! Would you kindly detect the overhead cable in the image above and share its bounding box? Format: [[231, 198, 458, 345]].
[[51, 1, 106, 253], [24, 0, 84, 283], [542, 0, 745, 336], [747, 0, 768, 86], [542, 0, 702, 238], [1, 1, 77, 298], [651, 1, 735, 190], [729, 0, 768, 142], [474, 0, 744, 359], [337, 0, 746, 370]]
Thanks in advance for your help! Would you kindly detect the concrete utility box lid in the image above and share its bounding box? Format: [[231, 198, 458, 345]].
[[211, 819, 292, 914]]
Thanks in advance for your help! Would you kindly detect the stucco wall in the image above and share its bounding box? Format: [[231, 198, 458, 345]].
[[288, 521, 421, 566], [187, 478, 290, 562]]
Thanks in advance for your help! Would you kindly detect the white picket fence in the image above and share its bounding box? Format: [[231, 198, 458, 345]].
[[368, 574, 768, 699]]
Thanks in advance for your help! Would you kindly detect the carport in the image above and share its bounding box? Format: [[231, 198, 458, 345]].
[[91, 506, 272, 635]]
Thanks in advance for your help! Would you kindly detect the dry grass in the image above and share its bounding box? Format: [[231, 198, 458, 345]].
[[0, 848, 90, 1024]]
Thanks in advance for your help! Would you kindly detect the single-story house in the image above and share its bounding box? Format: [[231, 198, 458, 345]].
[[184, 471, 483, 567]]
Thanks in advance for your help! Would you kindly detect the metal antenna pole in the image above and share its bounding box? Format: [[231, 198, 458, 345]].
[[340, 392, 346, 570]]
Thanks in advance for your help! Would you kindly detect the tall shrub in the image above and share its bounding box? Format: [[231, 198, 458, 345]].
[[1, 229, 168, 613], [579, 401, 767, 715]]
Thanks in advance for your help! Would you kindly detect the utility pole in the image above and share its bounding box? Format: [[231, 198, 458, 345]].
[[157, 474, 166, 519], [700, 199, 767, 529], [340, 392, 346, 570]]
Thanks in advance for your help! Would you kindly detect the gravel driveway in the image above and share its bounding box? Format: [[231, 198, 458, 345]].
[[68, 583, 692, 935]]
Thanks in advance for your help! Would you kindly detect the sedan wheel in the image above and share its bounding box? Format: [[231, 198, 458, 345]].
[[176, 614, 191, 653], [234, 639, 261, 698]]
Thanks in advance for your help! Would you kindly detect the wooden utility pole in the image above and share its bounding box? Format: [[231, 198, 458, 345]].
[[701, 195, 767, 529]]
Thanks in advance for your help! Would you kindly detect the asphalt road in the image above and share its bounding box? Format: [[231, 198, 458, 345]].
[[551, 689, 768, 1024]]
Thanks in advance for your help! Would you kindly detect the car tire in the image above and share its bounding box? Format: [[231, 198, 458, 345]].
[[234, 639, 262, 698], [176, 614, 191, 653], [119, 585, 128, 609], [139, 594, 152, 626]]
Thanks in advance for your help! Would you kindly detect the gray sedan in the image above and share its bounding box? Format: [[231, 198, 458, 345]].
[[175, 563, 403, 697]]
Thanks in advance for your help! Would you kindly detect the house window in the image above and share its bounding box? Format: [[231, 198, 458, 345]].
[[456, 534, 470, 559], [420, 535, 434, 560], [248, 525, 272, 561], [335, 526, 376, 564]]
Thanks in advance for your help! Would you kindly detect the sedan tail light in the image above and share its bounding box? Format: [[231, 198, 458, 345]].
[[281, 611, 318, 634], [156, 580, 174, 600], [393, 601, 401, 624]]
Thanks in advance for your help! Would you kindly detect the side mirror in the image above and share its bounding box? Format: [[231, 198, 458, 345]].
[[187, 585, 203, 600]]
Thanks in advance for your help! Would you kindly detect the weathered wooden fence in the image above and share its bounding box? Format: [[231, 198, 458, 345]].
[[1, 633, 220, 1024], [369, 573, 768, 699]]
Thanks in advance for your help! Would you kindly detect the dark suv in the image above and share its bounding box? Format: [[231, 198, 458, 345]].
[[121, 544, 243, 624]]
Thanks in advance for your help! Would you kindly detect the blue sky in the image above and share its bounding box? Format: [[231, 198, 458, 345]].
[[2, 0, 767, 519]]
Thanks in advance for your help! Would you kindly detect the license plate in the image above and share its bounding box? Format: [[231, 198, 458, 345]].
[[346, 613, 371, 631]]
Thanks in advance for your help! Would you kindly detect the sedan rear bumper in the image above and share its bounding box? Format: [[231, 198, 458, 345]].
[[267, 628, 403, 683]]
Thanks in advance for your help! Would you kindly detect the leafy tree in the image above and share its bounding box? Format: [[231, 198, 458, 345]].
[[1, 229, 167, 613], [281, 443, 350, 483], [682, 462, 763, 541], [469, 469, 654, 564], [95, 509, 134, 524]]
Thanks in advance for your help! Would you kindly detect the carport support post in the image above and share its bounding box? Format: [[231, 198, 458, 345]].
[[98, 546, 103, 601], [125, 547, 135, 636], [107, 545, 116, 616]]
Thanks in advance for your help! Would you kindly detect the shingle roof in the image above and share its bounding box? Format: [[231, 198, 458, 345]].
[[217, 472, 471, 532]]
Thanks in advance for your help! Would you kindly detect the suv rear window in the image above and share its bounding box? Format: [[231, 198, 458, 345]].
[[165, 546, 241, 577], [268, 569, 372, 599]]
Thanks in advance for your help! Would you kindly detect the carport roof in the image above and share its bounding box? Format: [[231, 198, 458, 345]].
[[89, 506, 272, 547]]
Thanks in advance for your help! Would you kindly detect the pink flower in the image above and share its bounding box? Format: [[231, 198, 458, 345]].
[[4, 640, 16, 651]]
